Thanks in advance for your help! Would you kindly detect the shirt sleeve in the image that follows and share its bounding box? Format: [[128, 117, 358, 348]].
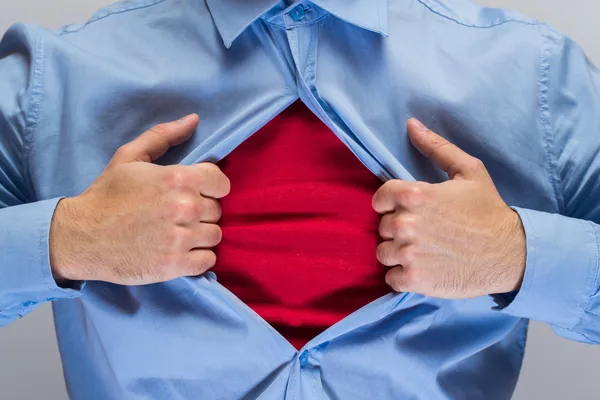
[[498, 27, 600, 345], [0, 24, 82, 327]]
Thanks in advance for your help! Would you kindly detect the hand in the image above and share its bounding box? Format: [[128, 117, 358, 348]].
[[372, 119, 526, 299], [49, 114, 231, 285]]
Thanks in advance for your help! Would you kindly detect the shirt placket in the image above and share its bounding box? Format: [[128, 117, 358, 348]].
[[278, 6, 327, 399], [282, 2, 394, 186]]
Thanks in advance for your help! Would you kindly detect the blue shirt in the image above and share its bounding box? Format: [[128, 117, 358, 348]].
[[1, 0, 599, 399]]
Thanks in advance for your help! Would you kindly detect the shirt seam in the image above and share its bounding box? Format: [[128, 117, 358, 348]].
[[22, 33, 46, 202], [58, 0, 169, 36], [538, 25, 565, 213], [306, 18, 319, 88], [415, 0, 540, 29]]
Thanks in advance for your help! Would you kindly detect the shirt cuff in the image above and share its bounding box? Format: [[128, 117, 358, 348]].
[[497, 207, 600, 330], [0, 198, 83, 325]]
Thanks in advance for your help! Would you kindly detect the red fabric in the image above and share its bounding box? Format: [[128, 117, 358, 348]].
[[215, 101, 389, 349]]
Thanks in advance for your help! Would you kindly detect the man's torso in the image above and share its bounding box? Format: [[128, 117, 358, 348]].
[[17, 0, 556, 398]]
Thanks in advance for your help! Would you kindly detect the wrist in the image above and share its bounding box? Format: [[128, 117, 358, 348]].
[[497, 208, 527, 293], [49, 196, 86, 282]]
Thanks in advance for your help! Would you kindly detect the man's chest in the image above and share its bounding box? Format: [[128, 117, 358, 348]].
[[30, 16, 554, 214], [214, 100, 389, 348]]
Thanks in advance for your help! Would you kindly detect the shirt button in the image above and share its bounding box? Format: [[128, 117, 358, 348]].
[[299, 350, 309, 368], [23, 300, 37, 307], [289, 5, 306, 22]]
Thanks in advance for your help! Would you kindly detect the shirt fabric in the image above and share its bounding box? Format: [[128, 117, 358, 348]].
[[216, 100, 389, 350], [0, 0, 599, 399]]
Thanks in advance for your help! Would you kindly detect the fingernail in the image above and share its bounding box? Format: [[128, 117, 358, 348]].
[[409, 118, 428, 134], [179, 113, 198, 124]]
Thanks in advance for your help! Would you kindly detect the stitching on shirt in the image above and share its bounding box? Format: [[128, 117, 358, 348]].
[[571, 220, 600, 337], [22, 33, 46, 202], [21, 36, 64, 296], [415, 0, 539, 29], [38, 200, 51, 292], [58, 0, 169, 36], [306, 19, 319, 88], [538, 25, 565, 212]]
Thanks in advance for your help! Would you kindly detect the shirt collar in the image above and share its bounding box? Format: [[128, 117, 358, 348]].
[[206, 0, 389, 48]]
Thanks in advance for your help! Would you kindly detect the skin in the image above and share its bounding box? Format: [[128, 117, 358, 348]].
[[50, 115, 526, 298], [372, 119, 526, 298], [49, 114, 230, 285]]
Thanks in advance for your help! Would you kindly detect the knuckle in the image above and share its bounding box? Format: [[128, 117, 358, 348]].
[[195, 200, 206, 217], [390, 216, 404, 236], [166, 168, 187, 189], [114, 144, 132, 160], [198, 162, 221, 176], [400, 245, 418, 266], [169, 196, 201, 221], [396, 185, 424, 208], [404, 267, 420, 287], [391, 215, 406, 232], [375, 180, 402, 209], [392, 215, 417, 240], [469, 157, 485, 172], [200, 198, 222, 222], [164, 227, 188, 251], [431, 136, 450, 150], [199, 163, 231, 196], [149, 123, 169, 136], [388, 180, 405, 196], [380, 180, 396, 193]]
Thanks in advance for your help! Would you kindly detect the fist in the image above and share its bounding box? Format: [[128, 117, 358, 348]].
[[372, 119, 526, 299], [49, 114, 231, 285]]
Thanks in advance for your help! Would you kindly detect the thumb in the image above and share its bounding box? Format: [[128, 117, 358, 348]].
[[406, 118, 484, 180], [109, 113, 199, 165]]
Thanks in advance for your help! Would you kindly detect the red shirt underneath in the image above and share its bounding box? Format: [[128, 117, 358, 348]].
[[215, 101, 389, 349]]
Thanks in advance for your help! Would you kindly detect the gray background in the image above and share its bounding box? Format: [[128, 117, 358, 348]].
[[0, 0, 599, 399]]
